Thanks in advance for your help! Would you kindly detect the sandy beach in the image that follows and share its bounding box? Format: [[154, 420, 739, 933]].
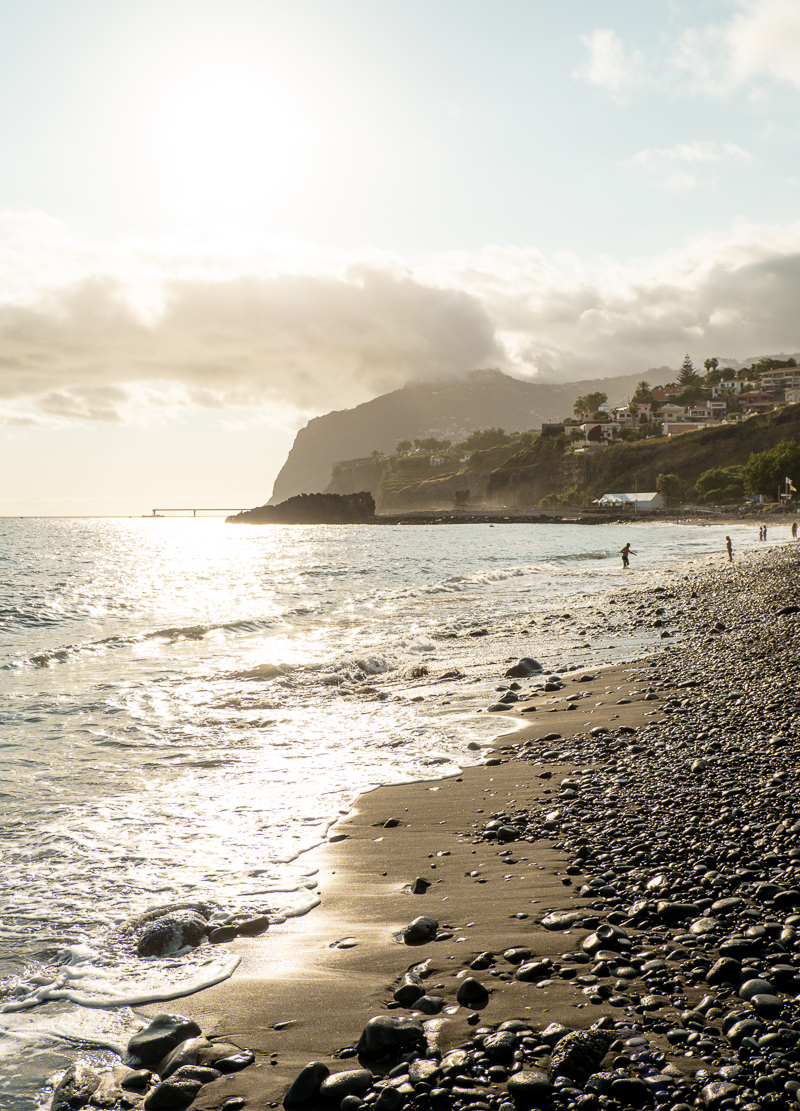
[[150, 660, 657, 1109], [110, 542, 800, 1111]]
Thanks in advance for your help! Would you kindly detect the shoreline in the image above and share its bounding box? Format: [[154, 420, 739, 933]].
[[226, 508, 795, 527], [120, 543, 800, 1111], [138, 658, 660, 1109]]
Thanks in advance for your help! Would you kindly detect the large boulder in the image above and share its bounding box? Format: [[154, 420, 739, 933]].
[[357, 1015, 425, 1060], [125, 1014, 203, 1069], [136, 910, 208, 957], [50, 1064, 101, 1111]]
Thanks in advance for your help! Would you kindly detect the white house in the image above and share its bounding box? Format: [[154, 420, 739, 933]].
[[711, 379, 749, 399], [595, 492, 665, 510]]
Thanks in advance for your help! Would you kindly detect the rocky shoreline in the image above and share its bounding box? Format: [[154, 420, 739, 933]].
[[49, 545, 800, 1111]]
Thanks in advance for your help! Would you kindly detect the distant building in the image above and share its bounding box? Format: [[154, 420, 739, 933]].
[[651, 386, 681, 404], [661, 422, 717, 437], [595, 492, 665, 510], [541, 423, 568, 437], [429, 456, 446, 466], [760, 367, 800, 393], [711, 379, 750, 398], [580, 422, 620, 443], [738, 390, 775, 414]]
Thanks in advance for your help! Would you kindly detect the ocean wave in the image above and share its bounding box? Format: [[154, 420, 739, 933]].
[[21, 616, 280, 668], [145, 617, 276, 641], [0, 606, 66, 631], [223, 663, 292, 680]]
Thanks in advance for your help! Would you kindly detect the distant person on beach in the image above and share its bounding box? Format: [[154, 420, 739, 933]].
[[759, 526, 764, 541], [726, 535, 733, 562], [620, 542, 634, 568], [764, 525, 768, 541], [793, 522, 798, 540]]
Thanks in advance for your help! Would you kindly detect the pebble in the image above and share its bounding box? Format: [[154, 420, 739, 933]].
[[51, 1012, 256, 1111], [402, 915, 439, 945], [125, 1015, 203, 1070], [356, 1015, 425, 1061], [66, 547, 800, 1111]]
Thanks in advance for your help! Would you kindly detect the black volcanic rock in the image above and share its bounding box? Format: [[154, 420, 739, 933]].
[[227, 491, 376, 525]]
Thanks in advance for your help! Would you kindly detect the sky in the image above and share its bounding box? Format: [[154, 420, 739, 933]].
[[2, 0, 800, 514]]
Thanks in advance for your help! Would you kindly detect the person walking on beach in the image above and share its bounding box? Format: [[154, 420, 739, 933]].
[[726, 535, 733, 562], [620, 542, 634, 568], [793, 521, 798, 540]]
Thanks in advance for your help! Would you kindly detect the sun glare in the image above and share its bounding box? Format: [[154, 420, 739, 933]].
[[157, 70, 310, 224]]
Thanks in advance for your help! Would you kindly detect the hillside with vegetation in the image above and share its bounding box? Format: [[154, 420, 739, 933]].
[[326, 428, 538, 509], [269, 367, 655, 503], [491, 403, 800, 508], [309, 353, 800, 512]]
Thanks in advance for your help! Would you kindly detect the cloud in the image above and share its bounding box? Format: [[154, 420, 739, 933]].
[[674, 0, 800, 95], [1, 214, 800, 427], [576, 4, 800, 102], [0, 256, 504, 424], [627, 141, 751, 171], [623, 140, 751, 191], [574, 29, 646, 98]]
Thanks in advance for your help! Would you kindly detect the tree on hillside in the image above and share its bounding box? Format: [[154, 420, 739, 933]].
[[678, 355, 701, 388], [458, 427, 513, 451], [695, 466, 743, 499], [413, 437, 451, 452], [703, 358, 724, 385], [632, 381, 654, 405], [719, 388, 741, 414], [396, 440, 412, 454], [693, 465, 744, 504], [742, 441, 800, 498], [656, 473, 682, 506], [676, 355, 705, 403], [573, 391, 607, 417]]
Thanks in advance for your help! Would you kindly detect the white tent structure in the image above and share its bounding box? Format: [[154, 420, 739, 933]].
[[595, 492, 664, 510]]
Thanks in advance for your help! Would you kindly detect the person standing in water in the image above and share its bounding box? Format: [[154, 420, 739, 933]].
[[620, 542, 634, 568], [726, 535, 733, 562]]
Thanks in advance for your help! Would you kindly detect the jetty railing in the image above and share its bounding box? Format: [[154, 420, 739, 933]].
[[150, 508, 249, 517]]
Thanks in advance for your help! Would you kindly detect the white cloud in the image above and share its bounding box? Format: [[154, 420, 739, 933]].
[[628, 141, 751, 170], [674, 0, 800, 94], [624, 140, 751, 190], [574, 29, 646, 98], [1, 214, 800, 427]]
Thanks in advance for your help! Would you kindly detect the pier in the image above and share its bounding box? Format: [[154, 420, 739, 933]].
[[150, 508, 249, 517]]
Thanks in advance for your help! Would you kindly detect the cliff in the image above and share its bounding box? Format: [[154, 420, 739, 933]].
[[269, 368, 650, 503]]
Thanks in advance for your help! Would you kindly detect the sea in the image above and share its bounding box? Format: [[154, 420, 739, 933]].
[[0, 515, 772, 1108]]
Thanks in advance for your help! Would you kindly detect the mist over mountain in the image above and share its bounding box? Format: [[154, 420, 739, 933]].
[[269, 368, 653, 503]]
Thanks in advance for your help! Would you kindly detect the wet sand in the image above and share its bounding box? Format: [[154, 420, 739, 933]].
[[141, 662, 665, 1109]]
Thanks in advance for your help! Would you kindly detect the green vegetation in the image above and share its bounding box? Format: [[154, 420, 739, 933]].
[[488, 402, 800, 509], [742, 440, 800, 498], [573, 391, 607, 418], [367, 426, 541, 505], [655, 473, 682, 506], [693, 465, 744, 504]]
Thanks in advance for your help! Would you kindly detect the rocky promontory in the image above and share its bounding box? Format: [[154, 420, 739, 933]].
[[227, 491, 376, 525]]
